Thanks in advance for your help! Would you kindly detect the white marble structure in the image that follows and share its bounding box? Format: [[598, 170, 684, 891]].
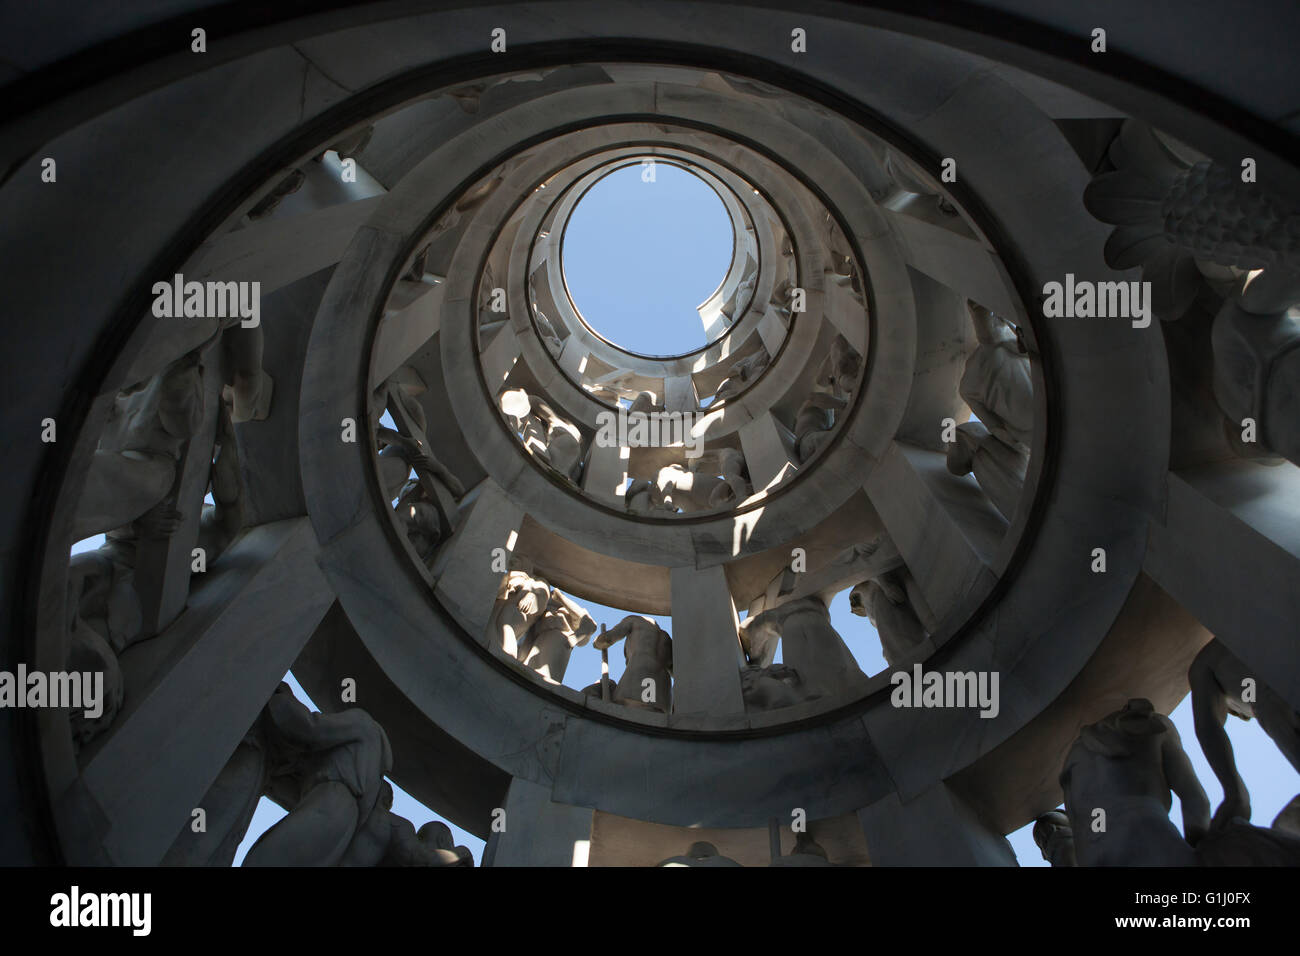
[[4, 1, 1299, 872]]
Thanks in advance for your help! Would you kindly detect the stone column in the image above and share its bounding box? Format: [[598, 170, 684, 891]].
[[857, 782, 1017, 866], [483, 777, 594, 866], [432, 479, 526, 639], [669, 565, 745, 717]]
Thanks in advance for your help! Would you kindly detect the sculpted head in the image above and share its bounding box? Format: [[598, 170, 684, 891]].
[[686, 841, 721, 860], [1079, 698, 1167, 757]]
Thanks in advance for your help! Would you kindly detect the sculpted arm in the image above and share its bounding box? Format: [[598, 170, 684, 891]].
[[1161, 718, 1211, 845], [1189, 646, 1249, 826], [595, 617, 634, 649]]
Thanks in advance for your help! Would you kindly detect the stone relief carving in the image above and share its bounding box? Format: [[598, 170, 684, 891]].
[[1085, 120, 1300, 464], [1085, 120, 1300, 323]]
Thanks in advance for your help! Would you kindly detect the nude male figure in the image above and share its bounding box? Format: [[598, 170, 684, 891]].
[[488, 570, 550, 659], [1189, 638, 1300, 828], [243, 684, 393, 867], [1060, 698, 1210, 866], [594, 615, 673, 712], [517, 588, 595, 683]]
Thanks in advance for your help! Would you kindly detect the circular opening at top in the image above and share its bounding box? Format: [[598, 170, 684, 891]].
[[561, 162, 735, 357]]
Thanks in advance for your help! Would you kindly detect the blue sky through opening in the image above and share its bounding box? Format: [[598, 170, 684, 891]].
[[561, 162, 733, 356]]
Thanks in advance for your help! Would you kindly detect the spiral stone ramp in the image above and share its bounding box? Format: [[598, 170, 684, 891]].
[[1, 1, 1298, 871]]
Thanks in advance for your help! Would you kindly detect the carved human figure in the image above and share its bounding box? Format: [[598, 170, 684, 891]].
[[381, 814, 474, 867], [739, 605, 780, 668], [657, 841, 742, 867], [623, 478, 670, 516], [815, 336, 862, 406], [499, 388, 548, 456], [243, 683, 394, 867], [593, 615, 673, 712], [771, 832, 835, 866], [1082, 122, 1300, 460], [827, 250, 864, 296], [702, 447, 751, 507], [770, 278, 798, 317], [247, 168, 305, 219], [197, 400, 244, 563], [849, 569, 927, 667], [161, 730, 267, 866], [945, 420, 1028, 522], [793, 394, 840, 463], [1189, 638, 1300, 828], [74, 349, 208, 542], [533, 310, 563, 355], [339, 781, 473, 867], [67, 550, 141, 656], [1273, 795, 1300, 838], [394, 480, 445, 564], [1084, 120, 1300, 322], [1059, 698, 1209, 866], [741, 597, 866, 700], [65, 554, 130, 746], [375, 382, 464, 500], [165, 689, 472, 867], [653, 453, 748, 514], [628, 390, 663, 415], [517, 589, 596, 683], [652, 465, 691, 513], [1212, 283, 1300, 465], [959, 303, 1033, 450], [739, 663, 809, 711], [221, 323, 273, 424], [1194, 818, 1300, 866], [1032, 810, 1076, 867], [489, 570, 550, 659], [499, 388, 582, 480], [712, 350, 770, 404]]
